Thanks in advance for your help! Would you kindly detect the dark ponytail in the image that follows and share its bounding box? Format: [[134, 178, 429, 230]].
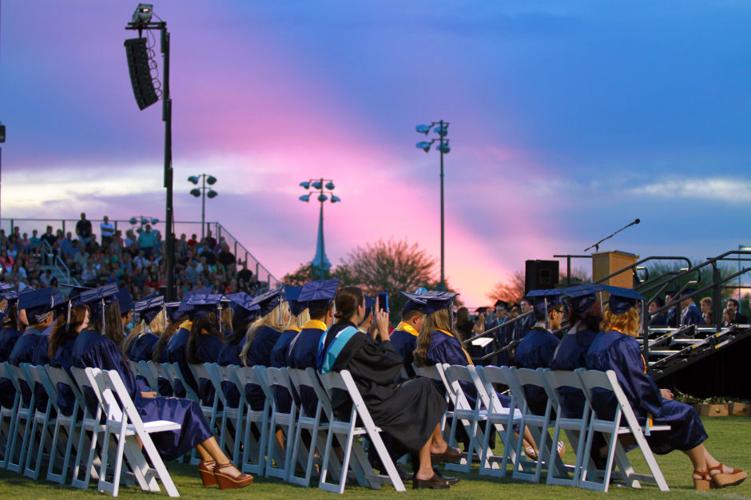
[[334, 286, 363, 324]]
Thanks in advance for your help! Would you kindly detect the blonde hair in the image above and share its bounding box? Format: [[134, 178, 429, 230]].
[[414, 309, 455, 367], [123, 309, 167, 353], [240, 301, 290, 366], [602, 306, 640, 337], [287, 309, 310, 330]]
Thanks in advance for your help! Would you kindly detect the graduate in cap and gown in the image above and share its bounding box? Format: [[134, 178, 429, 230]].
[[164, 299, 196, 397], [551, 284, 605, 418], [288, 279, 337, 417], [117, 288, 135, 336], [269, 285, 309, 413], [515, 289, 563, 415], [185, 294, 225, 405], [216, 292, 257, 407], [389, 292, 426, 379], [240, 287, 289, 410], [586, 287, 746, 491], [48, 296, 90, 417], [70, 284, 253, 489], [124, 294, 164, 362], [0, 288, 22, 409], [318, 286, 457, 489]]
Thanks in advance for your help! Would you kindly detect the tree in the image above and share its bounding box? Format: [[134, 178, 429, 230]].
[[281, 263, 318, 286], [487, 270, 525, 304]]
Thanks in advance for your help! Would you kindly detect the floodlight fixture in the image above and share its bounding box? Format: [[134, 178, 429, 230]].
[[299, 181, 311, 189], [190, 188, 201, 197], [330, 195, 341, 203], [318, 194, 329, 203], [299, 194, 311, 202], [188, 175, 200, 185], [207, 189, 218, 199], [131, 3, 153, 26], [416, 141, 433, 153], [437, 142, 451, 154], [206, 175, 217, 185], [325, 181, 335, 190], [416, 124, 432, 134], [311, 180, 323, 190], [129, 217, 138, 225]]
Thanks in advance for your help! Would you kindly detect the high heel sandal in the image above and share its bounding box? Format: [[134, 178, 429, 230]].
[[198, 460, 217, 487], [213, 463, 254, 490], [709, 463, 747, 489], [693, 469, 711, 491]]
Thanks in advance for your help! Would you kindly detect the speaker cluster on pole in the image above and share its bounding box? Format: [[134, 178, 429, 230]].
[[124, 37, 159, 110], [525, 260, 560, 294]]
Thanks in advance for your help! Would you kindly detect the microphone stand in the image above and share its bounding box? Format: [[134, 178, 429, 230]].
[[584, 219, 640, 253]]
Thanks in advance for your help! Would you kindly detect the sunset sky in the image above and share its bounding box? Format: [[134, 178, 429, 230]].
[[1, 1, 750, 304]]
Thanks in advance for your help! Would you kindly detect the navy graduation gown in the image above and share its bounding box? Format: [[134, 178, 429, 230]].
[[586, 331, 707, 454], [389, 323, 418, 378], [0, 326, 22, 408], [165, 326, 191, 397], [217, 339, 244, 408], [270, 328, 299, 413], [50, 339, 77, 416], [425, 329, 480, 407], [550, 325, 600, 418], [127, 332, 159, 362], [244, 325, 282, 411], [320, 321, 446, 453], [71, 330, 212, 460], [193, 334, 223, 406], [680, 304, 702, 327], [8, 327, 50, 411], [515, 326, 560, 415], [288, 322, 327, 417]]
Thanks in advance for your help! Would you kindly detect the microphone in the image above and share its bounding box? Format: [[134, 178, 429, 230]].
[[584, 217, 642, 253], [634, 218, 641, 225]]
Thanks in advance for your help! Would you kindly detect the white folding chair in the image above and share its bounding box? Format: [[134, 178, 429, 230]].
[[4, 364, 36, 474], [264, 366, 298, 481], [473, 365, 522, 478], [136, 361, 160, 393], [188, 363, 222, 465], [69, 366, 106, 490], [414, 363, 452, 432], [0, 361, 21, 470], [505, 367, 557, 483], [161, 362, 199, 401], [318, 370, 405, 493], [286, 367, 329, 487], [441, 364, 491, 474], [88, 367, 181, 497], [234, 365, 271, 476], [21, 364, 57, 479], [44, 365, 82, 485], [205, 363, 244, 463], [577, 369, 670, 492]]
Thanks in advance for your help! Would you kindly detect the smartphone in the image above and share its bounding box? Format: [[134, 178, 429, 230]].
[[377, 292, 389, 312]]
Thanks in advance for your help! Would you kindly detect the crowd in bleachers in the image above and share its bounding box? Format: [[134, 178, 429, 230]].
[[0, 212, 266, 300]]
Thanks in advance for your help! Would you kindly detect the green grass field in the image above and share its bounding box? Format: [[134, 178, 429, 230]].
[[1, 416, 749, 499]]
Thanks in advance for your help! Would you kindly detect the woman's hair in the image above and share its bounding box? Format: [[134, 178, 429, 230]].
[[93, 302, 124, 348], [240, 301, 290, 366], [456, 307, 469, 324], [123, 308, 167, 354], [152, 314, 184, 362], [49, 305, 87, 359], [333, 286, 363, 324], [601, 306, 640, 337], [220, 306, 233, 335], [569, 300, 602, 332], [288, 309, 311, 330], [3, 302, 18, 329], [187, 312, 222, 364], [414, 308, 454, 367]]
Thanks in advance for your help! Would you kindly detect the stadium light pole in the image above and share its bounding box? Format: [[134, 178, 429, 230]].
[[0, 122, 5, 225], [125, 4, 176, 300], [188, 174, 218, 241], [299, 179, 341, 280], [416, 120, 450, 290]]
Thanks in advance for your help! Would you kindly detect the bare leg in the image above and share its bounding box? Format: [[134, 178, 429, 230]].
[[429, 424, 448, 453], [196, 443, 212, 462], [684, 444, 708, 472], [415, 439, 436, 481], [199, 437, 231, 465]]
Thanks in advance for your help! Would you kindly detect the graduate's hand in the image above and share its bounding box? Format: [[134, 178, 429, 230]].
[[660, 388, 674, 400], [140, 391, 157, 399], [375, 302, 390, 342], [0, 299, 7, 313]]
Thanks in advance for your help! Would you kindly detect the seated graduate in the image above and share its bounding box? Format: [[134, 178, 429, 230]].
[[151, 301, 186, 396], [512, 298, 536, 344], [49, 299, 90, 417], [318, 285, 458, 490], [270, 285, 309, 413], [586, 288, 746, 491], [515, 289, 564, 415], [389, 292, 426, 379], [9, 287, 64, 411], [550, 284, 604, 418], [216, 292, 257, 407], [164, 297, 197, 397], [678, 289, 703, 327], [0, 289, 22, 410], [69, 284, 253, 489], [185, 294, 225, 405], [240, 287, 288, 410], [124, 294, 164, 362], [117, 288, 135, 336]]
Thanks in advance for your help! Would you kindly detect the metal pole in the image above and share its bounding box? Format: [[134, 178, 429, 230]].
[[0, 146, 3, 224], [201, 173, 206, 241], [161, 24, 176, 301], [319, 179, 325, 281], [439, 121, 445, 291], [739, 245, 742, 315], [567, 255, 572, 285]]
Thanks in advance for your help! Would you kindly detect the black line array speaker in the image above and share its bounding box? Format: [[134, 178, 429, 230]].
[[124, 37, 159, 110], [525, 260, 559, 294]]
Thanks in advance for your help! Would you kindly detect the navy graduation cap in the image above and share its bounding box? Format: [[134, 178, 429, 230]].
[[603, 285, 644, 314], [226, 291, 259, 323], [284, 285, 308, 316], [117, 288, 135, 314], [185, 293, 224, 318], [18, 287, 60, 323], [250, 287, 285, 316], [401, 290, 457, 314], [135, 294, 165, 323], [165, 301, 183, 322], [78, 283, 120, 306], [526, 288, 563, 316], [562, 284, 606, 315], [298, 279, 339, 308]]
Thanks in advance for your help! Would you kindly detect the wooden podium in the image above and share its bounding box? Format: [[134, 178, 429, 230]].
[[592, 251, 639, 289]]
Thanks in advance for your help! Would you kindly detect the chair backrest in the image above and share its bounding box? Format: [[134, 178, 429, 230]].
[[70, 366, 103, 420], [577, 369, 627, 422], [442, 364, 478, 411], [265, 367, 294, 393], [86, 368, 125, 422], [287, 367, 329, 417], [502, 367, 530, 412], [100, 368, 149, 427], [252, 365, 275, 400], [163, 362, 199, 400], [204, 363, 231, 407], [475, 365, 517, 415], [45, 365, 81, 412], [136, 361, 159, 391], [5, 364, 31, 404], [32, 364, 62, 412], [542, 369, 583, 410]]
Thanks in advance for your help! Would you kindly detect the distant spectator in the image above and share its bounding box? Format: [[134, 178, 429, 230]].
[[679, 293, 702, 326], [187, 233, 198, 249], [29, 229, 41, 249], [648, 297, 668, 327], [217, 242, 236, 268], [699, 297, 713, 326], [100, 215, 115, 248], [137, 224, 158, 258], [76, 212, 93, 246], [204, 230, 217, 252], [665, 292, 678, 327], [41, 225, 57, 248], [725, 298, 748, 324], [237, 260, 254, 291], [60, 232, 77, 259], [722, 308, 735, 327]]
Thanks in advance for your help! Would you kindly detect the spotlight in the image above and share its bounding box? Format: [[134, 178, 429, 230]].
[[299, 194, 311, 202], [207, 189, 218, 199], [299, 181, 311, 189], [131, 3, 153, 26], [129, 217, 138, 225], [318, 194, 329, 202], [311, 180, 323, 190], [150, 217, 159, 224], [206, 175, 217, 185], [330, 195, 341, 203], [437, 142, 451, 154], [190, 188, 201, 197], [188, 175, 200, 185], [416, 124, 432, 134], [416, 141, 432, 153], [325, 181, 335, 190], [434, 123, 449, 137]]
